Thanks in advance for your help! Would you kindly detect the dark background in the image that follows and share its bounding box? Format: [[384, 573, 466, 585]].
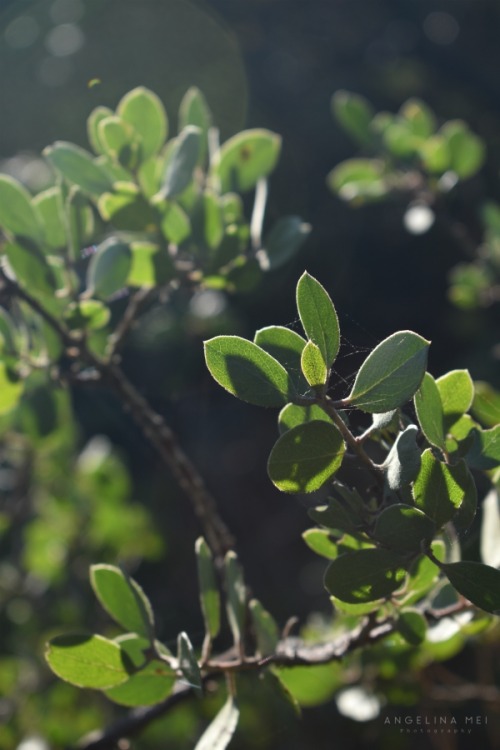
[[2, 1, 500, 748]]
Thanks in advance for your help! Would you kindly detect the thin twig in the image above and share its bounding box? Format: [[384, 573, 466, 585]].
[[104, 286, 158, 360], [0, 270, 234, 562]]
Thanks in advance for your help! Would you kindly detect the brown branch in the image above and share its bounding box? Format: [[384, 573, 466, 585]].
[[0, 270, 234, 562], [104, 286, 158, 360], [73, 618, 394, 750]]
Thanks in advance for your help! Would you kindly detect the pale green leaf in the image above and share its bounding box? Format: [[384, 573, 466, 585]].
[[90, 564, 154, 639], [296, 272, 340, 368]]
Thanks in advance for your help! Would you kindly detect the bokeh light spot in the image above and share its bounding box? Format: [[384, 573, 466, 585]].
[[423, 12, 460, 45], [45, 22, 85, 57], [4, 16, 39, 50]]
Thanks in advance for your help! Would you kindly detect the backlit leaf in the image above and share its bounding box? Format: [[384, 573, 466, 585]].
[[213, 129, 281, 193], [117, 87, 168, 159], [45, 634, 131, 689], [268, 421, 345, 493], [204, 336, 293, 407], [194, 696, 240, 750], [90, 565, 154, 639], [44, 141, 114, 196], [373, 504, 435, 553], [296, 272, 340, 368], [324, 549, 408, 603], [0, 175, 44, 244], [163, 126, 202, 198], [414, 372, 446, 450], [347, 331, 429, 413], [196, 537, 220, 640], [413, 450, 475, 527]]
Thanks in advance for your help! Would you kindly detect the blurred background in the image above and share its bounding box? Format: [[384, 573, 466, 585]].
[[1, 0, 500, 748]]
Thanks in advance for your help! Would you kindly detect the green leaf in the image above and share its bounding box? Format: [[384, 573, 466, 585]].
[[258, 216, 311, 271], [331, 596, 384, 616], [177, 632, 202, 693], [467, 426, 500, 470], [0, 362, 23, 415], [249, 599, 279, 656], [373, 505, 435, 553], [441, 121, 485, 179], [400, 99, 436, 139], [86, 238, 132, 299], [296, 272, 340, 368], [278, 403, 332, 434], [87, 105, 114, 154], [327, 158, 387, 202], [442, 561, 500, 614], [268, 421, 345, 493], [383, 425, 421, 490], [397, 608, 427, 645], [308, 499, 362, 536], [213, 129, 281, 193], [414, 372, 446, 450], [32, 186, 66, 250], [44, 141, 114, 197], [117, 86, 168, 159], [104, 634, 175, 707], [332, 90, 375, 146], [98, 116, 138, 167], [412, 449, 476, 527], [66, 186, 95, 262], [203, 190, 224, 249], [436, 370, 474, 429], [45, 634, 132, 689], [98, 189, 157, 232], [5, 240, 58, 299], [399, 542, 446, 606], [196, 537, 220, 641], [273, 663, 342, 707], [324, 549, 407, 603], [162, 126, 202, 198], [65, 300, 110, 331], [179, 87, 212, 165], [302, 529, 339, 560], [347, 331, 429, 413], [301, 341, 328, 389], [254, 325, 308, 396], [204, 336, 293, 407], [128, 242, 173, 288], [472, 381, 500, 427], [158, 201, 191, 245], [0, 175, 44, 244], [224, 551, 246, 649], [90, 564, 155, 640], [420, 136, 451, 174], [194, 696, 240, 750]]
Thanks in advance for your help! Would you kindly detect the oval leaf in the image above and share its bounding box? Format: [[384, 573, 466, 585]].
[[86, 238, 132, 299], [213, 129, 281, 193], [397, 608, 427, 645], [0, 175, 44, 244], [324, 549, 408, 603], [44, 141, 114, 196], [268, 420, 345, 493], [254, 325, 309, 396], [45, 634, 131, 689], [301, 341, 327, 388], [296, 272, 340, 368], [90, 564, 154, 639], [383, 425, 421, 490], [347, 331, 430, 413], [442, 561, 500, 614], [259, 216, 311, 271], [163, 126, 202, 198], [196, 537, 220, 640], [204, 336, 293, 407], [104, 634, 175, 707], [412, 450, 476, 528], [117, 86, 168, 159], [249, 599, 279, 657], [278, 403, 332, 434], [373, 505, 435, 553], [414, 372, 446, 450]]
